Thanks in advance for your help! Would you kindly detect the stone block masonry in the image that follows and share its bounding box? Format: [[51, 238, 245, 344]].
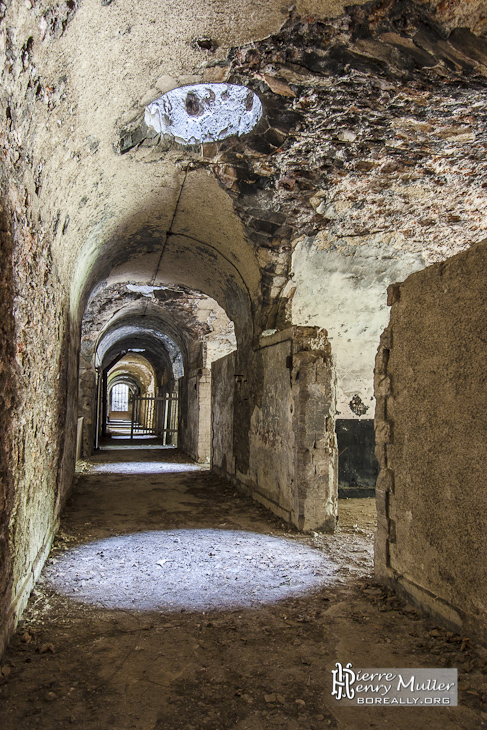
[[374, 239, 487, 644], [212, 327, 337, 532]]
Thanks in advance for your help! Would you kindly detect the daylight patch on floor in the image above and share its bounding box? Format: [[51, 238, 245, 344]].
[[44, 529, 338, 612], [89, 461, 201, 474]]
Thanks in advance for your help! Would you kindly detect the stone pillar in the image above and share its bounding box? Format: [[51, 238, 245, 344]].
[[373, 324, 395, 581], [78, 359, 97, 457], [180, 367, 212, 463], [291, 328, 338, 532], [196, 368, 211, 463]]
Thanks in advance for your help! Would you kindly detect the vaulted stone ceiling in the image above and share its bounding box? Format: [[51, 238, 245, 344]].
[[3, 0, 487, 415], [2, 0, 487, 662], [81, 282, 236, 373]]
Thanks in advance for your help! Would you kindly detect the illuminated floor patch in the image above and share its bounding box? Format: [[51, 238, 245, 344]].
[[89, 462, 201, 474], [44, 529, 337, 612]]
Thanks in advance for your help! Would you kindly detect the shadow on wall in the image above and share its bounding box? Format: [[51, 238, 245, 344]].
[[0, 197, 15, 656], [337, 419, 379, 498]]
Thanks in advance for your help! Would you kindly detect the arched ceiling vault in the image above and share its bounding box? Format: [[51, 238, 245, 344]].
[[103, 340, 174, 379], [73, 169, 259, 343], [107, 374, 140, 392], [98, 328, 182, 378], [81, 282, 235, 377], [5, 0, 487, 365], [107, 353, 158, 394], [97, 306, 189, 366]]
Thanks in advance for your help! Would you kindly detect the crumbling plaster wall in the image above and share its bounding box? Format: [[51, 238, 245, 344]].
[[0, 186, 77, 656], [190, 3, 487, 373], [2, 0, 326, 327], [289, 238, 424, 493], [174, 2, 487, 492], [103, 1, 487, 358], [375, 239, 487, 643], [212, 327, 337, 531], [290, 239, 426, 418]]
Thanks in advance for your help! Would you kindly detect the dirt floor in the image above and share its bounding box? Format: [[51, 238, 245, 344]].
[[0, 444, 486, 729]]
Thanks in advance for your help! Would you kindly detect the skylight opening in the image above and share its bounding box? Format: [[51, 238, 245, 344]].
[[145, 83, 263, 145]]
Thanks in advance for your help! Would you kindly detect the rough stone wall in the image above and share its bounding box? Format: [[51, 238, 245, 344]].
[[247, 337, 295, 522], [374, 239, 487, 643], [211, 352, 236, 477], [212, 328, 337, 531], [179, 369, 212, 463], [0, 1, 88, 654], [0, 195, 16, 657], [291, 329, 337, 531], [0, 184, 76, 655], [78, 346, 97, 457], [179, 373, 200, 462], [197, 369, 212, 463]]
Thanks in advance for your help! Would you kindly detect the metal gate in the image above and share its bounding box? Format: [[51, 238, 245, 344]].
[[130, 391, 178, 444]]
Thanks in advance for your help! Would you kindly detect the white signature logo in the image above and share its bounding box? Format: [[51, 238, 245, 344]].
[[331, 662, 356, 700]]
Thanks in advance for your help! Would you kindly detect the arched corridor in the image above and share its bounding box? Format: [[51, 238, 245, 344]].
[[1, 0, 487, 727]]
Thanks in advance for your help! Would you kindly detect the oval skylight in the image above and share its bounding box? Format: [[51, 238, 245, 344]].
[[144, 83, 263, 145]]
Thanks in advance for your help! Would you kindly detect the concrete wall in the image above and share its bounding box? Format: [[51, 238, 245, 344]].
[[375, 239, 487, 643], [212, 327, 338, 531]]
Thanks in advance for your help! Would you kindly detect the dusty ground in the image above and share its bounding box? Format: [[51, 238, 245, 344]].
[[0, 444, 486, 730]]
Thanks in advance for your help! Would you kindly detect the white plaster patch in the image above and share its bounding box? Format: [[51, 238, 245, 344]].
[[145, 84, 263, 145], [291, 237, 426, 418], [126, 284, 168, 296]]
